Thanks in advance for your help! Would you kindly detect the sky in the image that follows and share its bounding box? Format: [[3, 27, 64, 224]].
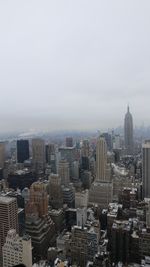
[[0, 0, 150, 133]]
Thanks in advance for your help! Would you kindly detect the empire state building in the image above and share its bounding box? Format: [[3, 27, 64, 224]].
[[124, 106, 134, 155]]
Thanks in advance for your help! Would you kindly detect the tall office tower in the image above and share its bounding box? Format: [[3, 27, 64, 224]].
[[27, 181, 48, 217], [0, 142, 5, 168], [102, 132, 112, 151], [49, 174, 63, 209], [2, 229, 32, 267], [0, 197, 18, 257], [66, 137, 73, 147], [124, 105, 134, 155], [89, 136, 112, 208], [59, 146, 77, 177], [113, 134, 121, 150], [81, 140, 90, 157], [142, 140, 150, 198], [71, 160, 79, 182], [96, 136, 107, 181], [25, 182, 55, 260], [62, 183, 75, 208], [70, 225, 98, 266], [17, 140, 29, 163], [111, 220, 131, 264], [58, 159, 70, 186], [45, 143, 56, 173], [76, 207, 87, 227], [59, 147, 76, 165], [32, 138, 45, 171], [25, 210, 55, 260], [75, 190, 89, 208], [81, 140, 90, 170]]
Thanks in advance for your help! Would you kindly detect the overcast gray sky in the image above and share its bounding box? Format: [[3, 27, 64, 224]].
[[0, 0, 150, 133]]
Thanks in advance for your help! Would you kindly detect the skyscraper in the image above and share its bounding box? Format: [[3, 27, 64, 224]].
[[58, 159, 70, 186], [32, 138, 45, 171], [45, 143, 56, 173], [124, 106, 134, 155], [27, 181, 49, 217], [0, 142, 5, 168], [96, 136, 107, 181], [142, 140, 150, 198], [2, 230, 32, 267], [81, 139, 90, 170], [49, 174, 63, 209], [66, 137, 73, 147], [89, 136, 113, 208], [17, 140, 29, 163], [0, 197, 18, 257]]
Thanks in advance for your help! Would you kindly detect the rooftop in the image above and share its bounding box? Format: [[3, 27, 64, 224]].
[[0, 196, 16, 204]]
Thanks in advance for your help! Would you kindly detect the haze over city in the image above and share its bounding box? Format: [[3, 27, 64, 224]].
[[0, 0, 150, 132]]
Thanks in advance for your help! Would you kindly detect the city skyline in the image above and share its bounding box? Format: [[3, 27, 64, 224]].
[[0, 1, 150, 132]]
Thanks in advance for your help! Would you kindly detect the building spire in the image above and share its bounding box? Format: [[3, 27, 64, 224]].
[[127, 105, 130, 113]]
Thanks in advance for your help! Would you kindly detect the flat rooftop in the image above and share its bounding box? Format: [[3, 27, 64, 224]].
[[0, 196, 15, 204]]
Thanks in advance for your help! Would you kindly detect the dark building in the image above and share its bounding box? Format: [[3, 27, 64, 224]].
[[25, 214, 55, 261], [7, 170, 37, 190], [18, 208, 26, 236], [45, 144, 56, 173], [81, 156, 90, 170], [110, 220, 131, 264], [66, 137, 73, 147], [65, 208, 76, 231], [17, 140, 29, 163], [6, 191, 25, 208]]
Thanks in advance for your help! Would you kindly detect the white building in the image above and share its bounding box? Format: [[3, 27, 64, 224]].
[[77, 207, 87, 227], [2, 229, 32, 267], [75, 189, 89, 208]]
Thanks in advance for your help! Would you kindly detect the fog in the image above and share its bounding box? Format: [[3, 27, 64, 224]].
[[0, 0, 150, 132]]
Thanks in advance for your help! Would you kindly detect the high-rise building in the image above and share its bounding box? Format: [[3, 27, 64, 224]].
[[49, 174, 63, 209], [25, 181, 55, 260], [32, 138, 45, 171], [142, 140, 150, 198], [81, 140, 90, 171], [124, 106, 134, 155], [45, 143, 56, 173], [66, 137, 73, 147], [111, 220, 131, 264], [62, 183, 75, 208], [58, 159, 70, 186], [17, 140, 29, 163], [0, 142, 5, 168], [81, 140, 90, 158], [25, 212, 55, 260], [76, 208, 87, 227], [2, 229, 32, 267], [59, 147, 76, 170], [96, 136, 107, 181], [75, 190, 89, 208], [0, 197, 18, 257], [70, 225, 99, 266], [101, 132, 112, 151], [26, 181, 48, 217], [89, 136, 112, 208]]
